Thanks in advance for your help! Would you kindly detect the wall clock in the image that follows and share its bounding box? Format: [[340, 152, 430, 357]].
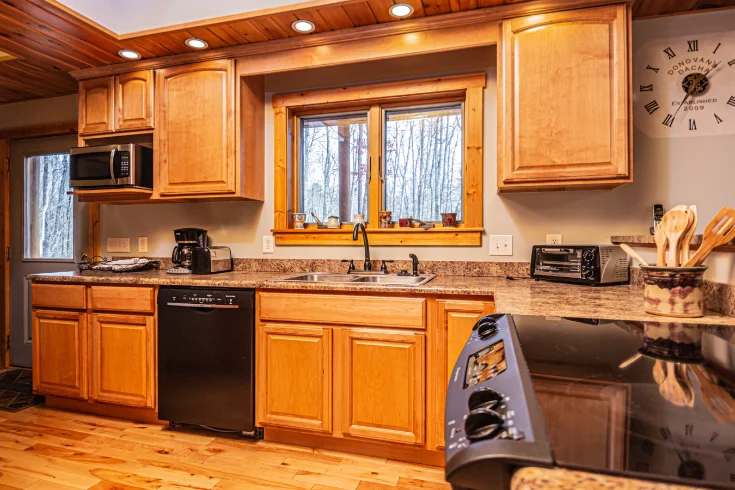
[[633, 31, 735, 138]]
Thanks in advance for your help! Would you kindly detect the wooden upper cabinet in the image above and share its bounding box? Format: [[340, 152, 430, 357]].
[[79, 77, 114, 135], [90, 314, 156, 408], [32, 310, 87, 399], [156, 60, 236, 196], [498, 5, 631, 191], [257, 324, 332, 433], [341, 328, 425, 445], [115, 70, 154, 131]]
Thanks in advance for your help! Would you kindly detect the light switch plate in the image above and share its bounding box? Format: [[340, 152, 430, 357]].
[[263, 235, 274, 254], [107, 237, 130, 253], [489, 235, 513, 256], [546, 234, 563, 245], [138, 236, 148, 253]]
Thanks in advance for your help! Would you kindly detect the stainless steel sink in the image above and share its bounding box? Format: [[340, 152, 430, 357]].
[[271, 272, 435, 287]]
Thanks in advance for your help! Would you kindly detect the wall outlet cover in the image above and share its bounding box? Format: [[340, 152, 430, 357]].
[[138, 236, 148, 253], [546, 234, 563, 245], [107, 237, 130, 253], [489, 235, 513, 256], [263, 235, 275, 254]]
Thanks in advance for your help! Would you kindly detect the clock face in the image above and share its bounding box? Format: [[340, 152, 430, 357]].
[[634, 32, 735, 138]]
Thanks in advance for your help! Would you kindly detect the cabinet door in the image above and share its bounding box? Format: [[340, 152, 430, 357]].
[[533, 375, 629, 470], [435, 300, 494, 449], [32, 310, 87, 399], [498, 5, 630, 190], [115, 70, 154, 131], [257, 324, 332, 433], [79, 77, 114, 135], [341, 328, 425, 445], [156, 60, 236, 196], [91, 314, 155, 408]]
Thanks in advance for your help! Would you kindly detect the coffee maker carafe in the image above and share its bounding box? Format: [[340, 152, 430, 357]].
[[170, 228, 207, 273]]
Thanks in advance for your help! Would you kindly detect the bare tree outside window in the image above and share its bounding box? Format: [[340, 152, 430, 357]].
[[384, 105, 463, 222], [299, 113, 369, 223], [24, 153, 73, 259]]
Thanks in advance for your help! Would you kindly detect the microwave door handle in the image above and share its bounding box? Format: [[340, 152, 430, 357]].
[[109, 148, 117, 184]]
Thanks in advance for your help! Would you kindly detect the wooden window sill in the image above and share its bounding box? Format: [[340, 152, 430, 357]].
[[272, 227, 483, 246]]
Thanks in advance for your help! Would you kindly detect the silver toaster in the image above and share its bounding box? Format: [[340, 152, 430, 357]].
[[191, 246, 233, 275]]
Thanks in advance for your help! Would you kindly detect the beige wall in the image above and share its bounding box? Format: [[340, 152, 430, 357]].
[[0, 94, 77, 130]]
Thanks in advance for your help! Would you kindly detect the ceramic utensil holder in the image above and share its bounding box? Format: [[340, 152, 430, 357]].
[[641, 266, 707, 318], [293, 213, 306, 229], [441, 212, 457, 227], [379, 211, 392, 229]]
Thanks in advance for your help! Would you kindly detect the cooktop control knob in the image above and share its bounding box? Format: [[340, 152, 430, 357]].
[[468, 387, 503, 411], [465, 408, 504, 442]]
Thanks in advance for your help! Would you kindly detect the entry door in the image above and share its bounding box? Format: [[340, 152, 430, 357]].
[[10, 135, 87, 367]]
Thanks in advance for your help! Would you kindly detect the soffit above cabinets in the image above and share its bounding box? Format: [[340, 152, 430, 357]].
[[0, 0, 733, 104]]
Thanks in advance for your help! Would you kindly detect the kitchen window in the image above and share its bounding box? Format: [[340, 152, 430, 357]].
[[272, 73, 485, 246]]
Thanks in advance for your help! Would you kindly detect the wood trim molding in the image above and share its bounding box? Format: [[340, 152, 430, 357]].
[[0, 139, 8, 368], [0, 121, 78, 140], [70, 0, 629, 80], [273, 228, 483, 246]]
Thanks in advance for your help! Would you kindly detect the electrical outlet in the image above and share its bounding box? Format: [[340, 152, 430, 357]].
[[107, 237, 130, 253], [546, 234, 563, 245], [489, 235, 513, 256], [138, 236, 148, 253], [263, 235, 274, 254]]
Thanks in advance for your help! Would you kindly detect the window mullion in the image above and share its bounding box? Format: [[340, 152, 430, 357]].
[[368, 104, 382, 227]]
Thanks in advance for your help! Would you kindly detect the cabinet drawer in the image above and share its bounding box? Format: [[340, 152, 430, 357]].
[[259, 292, 426, 329], [31, 284, 86, 309], [90, 286, 155, 313]]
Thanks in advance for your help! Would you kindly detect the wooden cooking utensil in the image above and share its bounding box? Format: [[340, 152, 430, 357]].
[[661, 209, 689, 267], [652, 360, 666, 384], [690, 364, 735, 423], [659, 361, 690, 407], [654, 225, 668, 267], [676, 363, 695, 407], [684, 206, 735, 267], [681, 205, 698, 264], [619, 244, 649, 267]]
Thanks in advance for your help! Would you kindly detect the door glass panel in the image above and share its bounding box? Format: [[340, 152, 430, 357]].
[[24, 153, 74, 259], [299, 112, 369, 223], [384, 104, 464, 222]]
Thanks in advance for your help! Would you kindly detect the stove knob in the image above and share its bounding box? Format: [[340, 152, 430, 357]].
[[465, 408, 504, 442], [477, 321, 498, 339], [468, 387, 503, 411]]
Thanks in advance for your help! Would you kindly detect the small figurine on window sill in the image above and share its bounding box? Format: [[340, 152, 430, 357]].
[[327, 216, 340, 229], [310, 212, 329, 229], [409, 217, 435, 229]]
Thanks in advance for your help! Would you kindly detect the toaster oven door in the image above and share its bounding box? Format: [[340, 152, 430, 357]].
[[534, 248, 582, 278]]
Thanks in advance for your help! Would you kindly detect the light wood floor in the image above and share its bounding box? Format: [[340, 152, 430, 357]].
[[0, 405, 449, 490]]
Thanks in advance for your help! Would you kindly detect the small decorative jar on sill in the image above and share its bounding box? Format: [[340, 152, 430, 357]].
[[379, 211, 392, 229], [399, 218, 410, 228], [327, 216, 340, 229], [354, 214, 365, 225], [441, 213, 457, 227], [293, 213, 306, 229]]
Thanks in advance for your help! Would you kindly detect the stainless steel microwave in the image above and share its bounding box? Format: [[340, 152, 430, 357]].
[[69, 144, 153, 189]]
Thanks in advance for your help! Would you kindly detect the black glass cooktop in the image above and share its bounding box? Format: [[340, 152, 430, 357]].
[[512, 315, 735, 488]]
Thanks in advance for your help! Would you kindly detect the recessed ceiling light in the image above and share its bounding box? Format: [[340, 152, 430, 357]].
[[291, 19, 315, 33], [389, 3, 414, 18], [185, 38, 209, 49], [118, 49, 141, 60]]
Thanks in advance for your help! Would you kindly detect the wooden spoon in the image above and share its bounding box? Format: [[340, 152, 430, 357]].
[[690, 364, 735, 423], [676, 363, 695, 407], [661, 209, 689, 267], [654, 225, 668, 267], [681, 205, 698, 264], [684, 206, 735, 267], [652, 360, 666, 384], [619, 244, 649, 267], [659, 361, 690, 406]]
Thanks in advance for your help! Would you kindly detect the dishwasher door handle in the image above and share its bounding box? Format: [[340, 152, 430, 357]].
[[165, 302, 240, 309]]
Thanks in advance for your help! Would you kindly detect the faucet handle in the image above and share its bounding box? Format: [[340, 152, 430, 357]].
[[380, 260, 395, 273], [341, 259, 355, 273]]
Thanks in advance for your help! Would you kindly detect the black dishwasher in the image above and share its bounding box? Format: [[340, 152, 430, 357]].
[[158, 287, 258, 435]]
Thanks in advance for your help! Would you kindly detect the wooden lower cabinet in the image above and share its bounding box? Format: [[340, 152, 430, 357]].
[[32, 310, 88, 399], [533, 375, 629, 470], [90, 314, 156, 408], [341, 328, 425, 445], [258, 324, 332, 433]]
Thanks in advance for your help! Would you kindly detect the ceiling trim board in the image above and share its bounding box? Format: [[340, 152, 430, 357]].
[[71, 0, 627, 80]]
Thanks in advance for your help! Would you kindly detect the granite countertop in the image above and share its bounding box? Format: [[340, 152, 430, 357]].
[[27, 270, 735, 326], [511, 468, 702, 490]]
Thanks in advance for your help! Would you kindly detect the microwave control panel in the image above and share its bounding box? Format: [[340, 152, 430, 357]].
[[119, 151, 131, 178]]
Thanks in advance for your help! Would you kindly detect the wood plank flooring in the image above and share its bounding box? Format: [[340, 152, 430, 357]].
[[0, 405, 450, 490]]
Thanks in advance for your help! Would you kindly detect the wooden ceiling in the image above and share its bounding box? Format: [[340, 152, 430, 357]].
[[0, 0, 734, 104]]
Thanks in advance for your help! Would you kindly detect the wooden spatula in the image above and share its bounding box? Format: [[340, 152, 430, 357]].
[[684, 206, 735, 267], [654, 225, 668, 267], [659, 362, 691, 407], [681, 205, 698, 264], [660, 209, 689, 267]]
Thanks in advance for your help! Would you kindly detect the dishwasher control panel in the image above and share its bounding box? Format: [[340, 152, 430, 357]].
[[159, 287, 251, 308]]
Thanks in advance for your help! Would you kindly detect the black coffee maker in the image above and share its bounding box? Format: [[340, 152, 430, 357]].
[[171, 228, 207, 271]]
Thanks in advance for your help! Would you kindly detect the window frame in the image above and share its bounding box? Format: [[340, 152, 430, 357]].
[[272, 73, 485, 246]]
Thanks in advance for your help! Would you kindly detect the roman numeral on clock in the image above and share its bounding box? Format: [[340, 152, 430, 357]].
[[646, 65, 659, 73], [725, 448, 735, 462], [729, 59, 735, 66], [689, 119, 697, 131], [687, 40, 698, 52], [660, 427, 671, 440], [640, 84, 653, 92], [711, 431, 720, 442], [664, 47, 676, 59], [644, 100, 659, 115], [714, 42, 722, 54], [685, 424, 694, 435], [728, 96, 735, 107], [662, 114, 675, 127], [715, 114, 723, 124]]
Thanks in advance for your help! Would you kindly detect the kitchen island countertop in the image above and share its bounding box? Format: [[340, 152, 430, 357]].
[[27, 270, 735, 326], [511, 467, 702, 490]]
